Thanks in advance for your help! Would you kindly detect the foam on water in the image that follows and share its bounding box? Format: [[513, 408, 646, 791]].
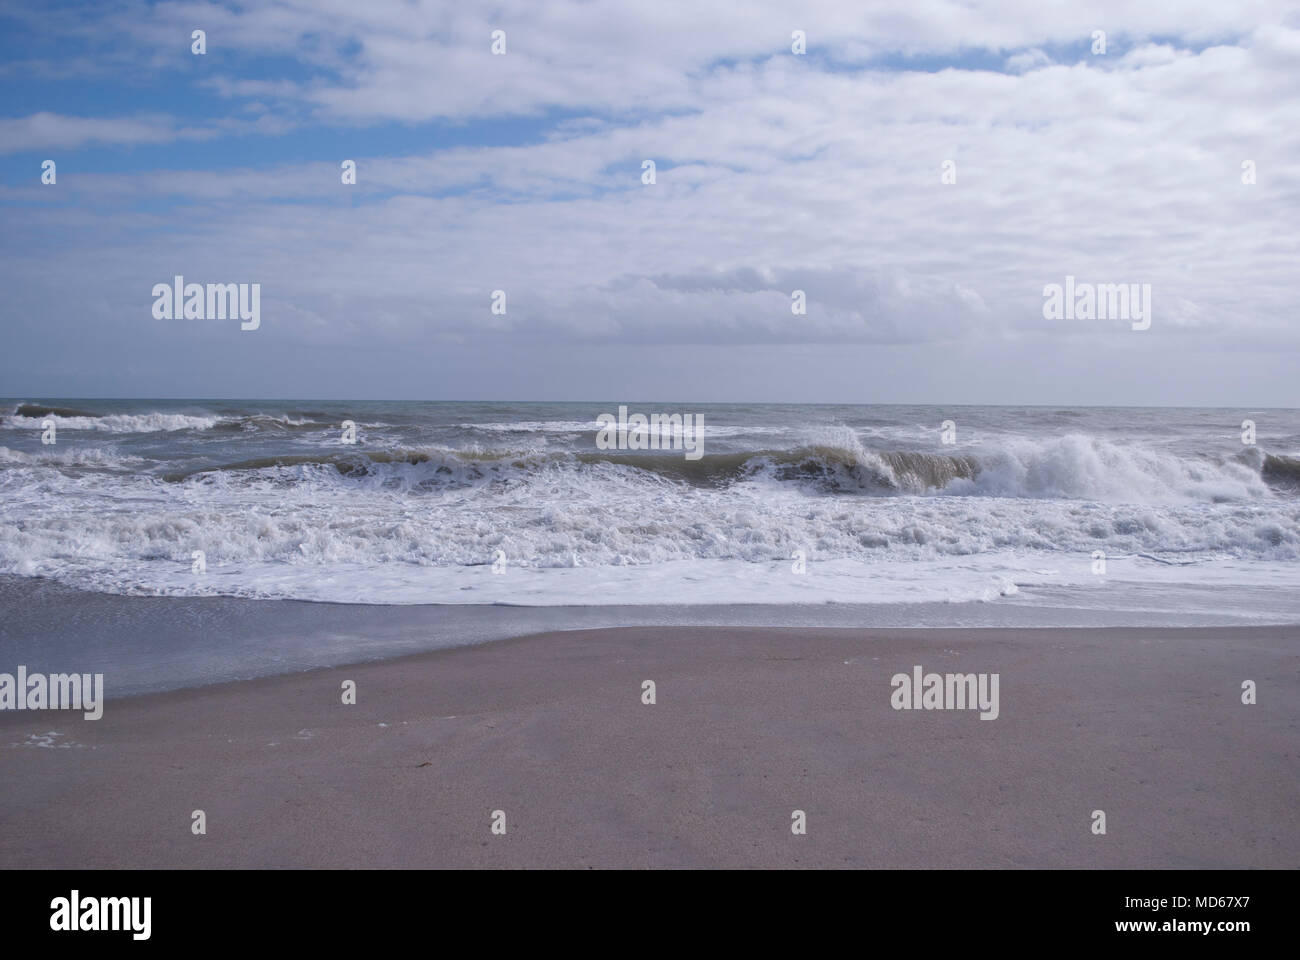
[[4, 412, 221, 433], [1, 399, 1297, 620]]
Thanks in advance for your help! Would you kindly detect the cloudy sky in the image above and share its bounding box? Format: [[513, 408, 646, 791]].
[[1, 0, 1298, 405]]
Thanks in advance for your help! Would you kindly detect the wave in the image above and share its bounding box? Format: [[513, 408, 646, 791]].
[[1262, 452, 1300, 492], [3, 411, 220, 433], [1, 402, 1292, 504], [3, 404, 361, 435], [146, 434, 1293, 502], [209, 413, 375, 434], [162, 448, 537, 484], [158, 445, 982, 493], [10, 403, 103, 418], [3, 461, 1297, 591], [949, 435, 1275, 502], [0, 445, 146, 471], [464, 420, 595, 433], [464, 420, 779, 439], [3, 433, 1298, 598]]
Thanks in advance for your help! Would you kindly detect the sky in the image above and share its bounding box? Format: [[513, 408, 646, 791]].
[[1, 0, 1298, 405]]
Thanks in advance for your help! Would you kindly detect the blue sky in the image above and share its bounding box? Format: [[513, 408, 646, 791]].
[[1, 0, 1298, 404]]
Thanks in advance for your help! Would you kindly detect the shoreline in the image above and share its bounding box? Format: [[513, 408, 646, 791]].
[[3, 623, 1296, 868], [4, 574, 1298, 698]]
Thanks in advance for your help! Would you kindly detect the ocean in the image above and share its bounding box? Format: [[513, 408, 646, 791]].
[[2, 399, 1298, 624]]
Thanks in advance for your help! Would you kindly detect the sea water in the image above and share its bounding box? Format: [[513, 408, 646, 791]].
[[2, 399, 1297, 622]]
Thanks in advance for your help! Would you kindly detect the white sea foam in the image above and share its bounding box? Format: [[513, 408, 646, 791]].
[[0, 445, 146, 470], [949, 434, 1270, 502], [4, 413, 219, 433], [464, 419, 766, 440], [464, 420, 599, 433], [0, 440, 1296, 606], [2, 401, 1296, 614]]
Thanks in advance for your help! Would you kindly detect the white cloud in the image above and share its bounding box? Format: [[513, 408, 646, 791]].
[[1004, 49, 1052, 73], [2, 3, 1299, 401], [0, 113, 190, 153]]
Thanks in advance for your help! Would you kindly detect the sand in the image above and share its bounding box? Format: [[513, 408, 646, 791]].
[[2, 624, 1296, 868]]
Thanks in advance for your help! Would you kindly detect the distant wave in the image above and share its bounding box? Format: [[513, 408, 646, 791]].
[[7, 404, 1291, 507], [211, 413, 390, 433], [11, 403, 103, 418], [463, 420, 594, 433], [2, 404, 363, 435], [4, 408, 219, 433]]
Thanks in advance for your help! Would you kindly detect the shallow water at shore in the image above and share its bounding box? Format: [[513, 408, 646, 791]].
[[2, 575, 1295, 696]]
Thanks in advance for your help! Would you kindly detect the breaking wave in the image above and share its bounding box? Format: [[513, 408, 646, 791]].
[[2, 403, 356, 435], [149, 435, 1291, 502], [4, 411, 220, 433], [3, 402, 1297, 604]]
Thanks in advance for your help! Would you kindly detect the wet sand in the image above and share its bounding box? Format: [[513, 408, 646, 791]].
[[2, 623, 1296, 868]]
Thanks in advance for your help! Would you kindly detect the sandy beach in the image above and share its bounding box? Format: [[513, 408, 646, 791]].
[[3, 622, 1295, 869]]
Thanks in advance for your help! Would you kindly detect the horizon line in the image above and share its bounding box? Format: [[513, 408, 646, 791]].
[[3, 396, 1296, 411]]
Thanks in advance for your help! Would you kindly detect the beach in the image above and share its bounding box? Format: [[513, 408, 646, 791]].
[[4, 616, 1295, 869], [4, 0, 1299, 894], [2, 400, 1297, 868]]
